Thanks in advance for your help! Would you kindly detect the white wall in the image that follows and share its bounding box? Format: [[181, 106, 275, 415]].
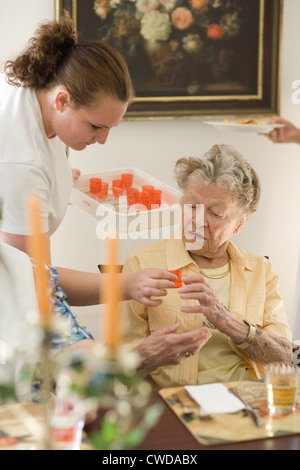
[[1, 0, 300, 341]]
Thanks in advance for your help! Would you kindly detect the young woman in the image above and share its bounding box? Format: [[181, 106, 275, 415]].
[[0, 14, 175, 308]]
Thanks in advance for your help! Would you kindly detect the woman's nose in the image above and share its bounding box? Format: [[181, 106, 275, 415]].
[[95, 129, 110, 144], [191, 206, 206, 226]]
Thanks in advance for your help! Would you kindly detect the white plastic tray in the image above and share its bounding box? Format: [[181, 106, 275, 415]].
[[70, 167, 182, 234]]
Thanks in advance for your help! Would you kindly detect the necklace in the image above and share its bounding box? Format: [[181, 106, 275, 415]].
[[199, 263, 231, 280]]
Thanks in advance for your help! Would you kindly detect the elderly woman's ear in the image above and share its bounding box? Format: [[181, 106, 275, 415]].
[[234, 214, 248, 234]]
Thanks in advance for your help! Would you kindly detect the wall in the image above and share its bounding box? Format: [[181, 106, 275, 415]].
[[1, 0, 300, 341]]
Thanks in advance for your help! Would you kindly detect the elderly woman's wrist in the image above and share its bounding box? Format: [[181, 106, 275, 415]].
[[233, 321, 257, 349], [221, 310, 252, 345]]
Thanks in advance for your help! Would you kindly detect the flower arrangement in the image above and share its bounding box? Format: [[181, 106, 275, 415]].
[[59, 346, 163, 450], [93, 0, 243, 91]]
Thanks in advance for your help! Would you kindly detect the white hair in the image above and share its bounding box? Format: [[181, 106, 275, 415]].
[[174, 144, 261, 215]]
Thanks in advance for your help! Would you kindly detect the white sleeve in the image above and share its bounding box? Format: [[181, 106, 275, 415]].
[[0, 162, 50, 235]]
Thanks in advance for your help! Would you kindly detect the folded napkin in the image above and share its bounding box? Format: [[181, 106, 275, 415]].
[[185, 383, 245, 415]]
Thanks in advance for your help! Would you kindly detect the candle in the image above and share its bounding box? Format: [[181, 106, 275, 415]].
[[104, 236, 121, 349], [27, 194, 51, 318]]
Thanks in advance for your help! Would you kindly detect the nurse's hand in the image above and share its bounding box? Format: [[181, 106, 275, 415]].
[[123, 269, 177, 306], [72, 168, 81, 181]]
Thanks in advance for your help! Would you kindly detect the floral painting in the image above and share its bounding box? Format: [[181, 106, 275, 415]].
[[56, 0, 282, 119]]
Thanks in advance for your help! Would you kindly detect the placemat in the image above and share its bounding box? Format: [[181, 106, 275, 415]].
[[0, 403, 46, 450], [159, 381, 300, 446], [0, 403, 91, 450]]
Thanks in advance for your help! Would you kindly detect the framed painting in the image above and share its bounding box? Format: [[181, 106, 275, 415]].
[[55, 0, 283, 120]]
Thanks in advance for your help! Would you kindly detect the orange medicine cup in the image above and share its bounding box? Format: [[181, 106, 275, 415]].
[[126, 187, 138, 206], [142, 185, 154, 195], [90, 177, 102, 193], [168, 269, 182, 288], [112, 179, 124, 188], [101, 181, 108, 194], [141, 192, 151, 210], [96, 182, 108, 200], [151, 189, 162, 206], [113, 185, 124, 197], [121, 173, 133, 187]]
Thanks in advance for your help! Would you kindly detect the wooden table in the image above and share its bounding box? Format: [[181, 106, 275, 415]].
[[1, 391, 300, 450], [136, 392, 300, 451]]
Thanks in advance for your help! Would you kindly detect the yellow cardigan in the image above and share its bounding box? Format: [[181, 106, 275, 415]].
[[121, 238, 292, 388]]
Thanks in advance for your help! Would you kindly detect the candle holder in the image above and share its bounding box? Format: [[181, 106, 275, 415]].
[[17, 310, 90, 450], [0, 310, 50, 405], [55, 343, 163, 450], [15, 309, 71, 405], [0, 310, 61, 449]]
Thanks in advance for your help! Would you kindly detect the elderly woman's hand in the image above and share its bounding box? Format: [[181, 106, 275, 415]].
[[122, 269, 177, 306], [179, 274, 227, 328], [137, 323, 211, 372], [179, 274, 293, 364]]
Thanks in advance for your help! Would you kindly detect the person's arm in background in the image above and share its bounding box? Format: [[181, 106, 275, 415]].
[[262, 116, 300, 144]]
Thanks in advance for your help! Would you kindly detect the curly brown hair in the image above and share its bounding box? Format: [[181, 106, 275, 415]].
[[4, 14, 134, 107]]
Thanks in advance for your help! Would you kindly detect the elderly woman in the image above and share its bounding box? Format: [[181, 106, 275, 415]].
[[121, 144, 292, 388]]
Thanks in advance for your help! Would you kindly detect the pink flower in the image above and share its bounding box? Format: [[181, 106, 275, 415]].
[[171, 7, 194, 31], [93, 0, 110, 20]]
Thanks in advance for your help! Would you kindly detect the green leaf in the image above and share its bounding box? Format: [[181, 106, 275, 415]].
[[122, 428, 143, 448], [193, 12, 209, 28], [0, 384, 16, 403], [90, 419, 119, 450]]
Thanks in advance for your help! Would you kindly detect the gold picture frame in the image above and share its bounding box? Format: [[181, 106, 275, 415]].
[[55, 0, 282, 121]]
